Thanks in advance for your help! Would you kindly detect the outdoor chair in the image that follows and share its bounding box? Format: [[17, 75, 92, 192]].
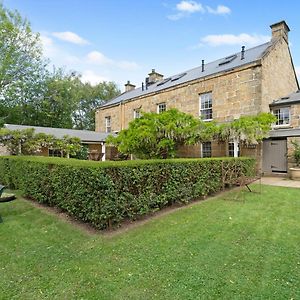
[[0, 185, 16, 203]]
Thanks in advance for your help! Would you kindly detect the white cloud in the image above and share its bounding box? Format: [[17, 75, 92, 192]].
[[86, 51, 113, 65], [200, 33, 270, 47], [168, 0, 204, 20], [168, 1, 231, 20], [52, 31, 90, 45], [86, 51, 139, 71], [117, 60, 139, 71], [176, 1, 204, 13], [40, 33, 140, 88], [81, 70, 109, 86], [206, 5, 231, 15]]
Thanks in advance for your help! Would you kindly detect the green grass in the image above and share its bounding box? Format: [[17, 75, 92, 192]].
[[1, 185, 300, 299]]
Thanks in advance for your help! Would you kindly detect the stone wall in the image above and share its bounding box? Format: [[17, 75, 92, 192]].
[[95, 104, 121, 133], [96, 62, 263, 133], [95, 36, 298, 163], [261, 38, 298, 112], [88, 143, 101, 153], [290, 103, 300, 128]]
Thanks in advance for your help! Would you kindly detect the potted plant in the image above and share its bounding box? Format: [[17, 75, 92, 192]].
[[290, 140, 300, 180]]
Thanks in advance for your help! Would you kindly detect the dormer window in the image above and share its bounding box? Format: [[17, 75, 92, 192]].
[[272, 107, 290, 126]]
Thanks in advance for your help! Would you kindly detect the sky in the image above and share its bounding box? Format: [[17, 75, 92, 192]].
[[4, 0, 300, 92]]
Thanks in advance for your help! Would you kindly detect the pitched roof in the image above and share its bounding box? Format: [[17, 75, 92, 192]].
[[100, 42, 272, 109], [4, 124, 109, 143], [269, 90, 300, 107]]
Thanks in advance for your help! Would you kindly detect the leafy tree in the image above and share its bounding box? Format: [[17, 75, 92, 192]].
[[0, 3, 48, 124], [73, 81, 120, 130], [34, 69, 80, 128], [53, 135, 81, 158], [219, 113, 276, 145], [0, 3, 120, 130], [107, 109, 217, 159]]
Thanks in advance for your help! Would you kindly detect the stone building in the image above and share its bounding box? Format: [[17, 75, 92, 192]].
[[3, 124, 110, 161], [96, 21, 299, 174]]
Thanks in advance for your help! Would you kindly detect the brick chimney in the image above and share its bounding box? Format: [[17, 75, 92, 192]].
[[148, 69, 163, 84], [124, 80, 135, 92], [270, 20, 290, 43]]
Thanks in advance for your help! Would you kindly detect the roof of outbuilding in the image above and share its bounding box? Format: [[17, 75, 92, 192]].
[[100, 42, 272, 109], [4, 124, 110, 143], [269, 90, 300, 107]]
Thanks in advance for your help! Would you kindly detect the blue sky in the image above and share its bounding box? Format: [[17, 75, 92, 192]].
[[4, 0, 300, 91]]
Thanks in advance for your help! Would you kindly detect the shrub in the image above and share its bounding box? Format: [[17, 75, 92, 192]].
[[0, 156, 255, 229]]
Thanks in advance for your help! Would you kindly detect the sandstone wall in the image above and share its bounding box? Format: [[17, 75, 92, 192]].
[[261, 39, 298, 112], [96, 63, 263, 132]]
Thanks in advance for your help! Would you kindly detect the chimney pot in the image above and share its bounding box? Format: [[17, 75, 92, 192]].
[[201, 60, 205, 72], [241, 46, 245, 60]]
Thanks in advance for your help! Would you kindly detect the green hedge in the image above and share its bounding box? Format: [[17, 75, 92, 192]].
[[0, 156, 255, 229]]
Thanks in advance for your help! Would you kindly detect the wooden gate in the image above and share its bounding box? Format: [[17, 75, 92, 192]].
[[262, 139, 287, 173]]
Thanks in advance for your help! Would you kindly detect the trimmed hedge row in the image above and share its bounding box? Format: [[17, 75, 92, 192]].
[[0, 156, 255, 229]]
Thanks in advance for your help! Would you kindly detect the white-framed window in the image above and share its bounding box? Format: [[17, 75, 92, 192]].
[[201, 142, 212, 158], [200, 92, 213, 121], [134, 109, 141, 119], [105, 116, 111, 133], [228, 142, 240, 157], [272, 107, 290, 126], [157, 102, 166, 113]]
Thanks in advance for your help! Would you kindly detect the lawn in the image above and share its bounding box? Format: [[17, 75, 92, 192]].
[[0, 185, 300, 299]]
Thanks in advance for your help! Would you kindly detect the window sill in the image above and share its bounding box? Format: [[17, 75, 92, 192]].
[[272, 125, 292, 129]]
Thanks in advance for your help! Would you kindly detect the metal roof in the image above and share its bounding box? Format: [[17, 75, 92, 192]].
[[100, 42, 272, 108], [269, 90, 300, 107], [4, 124, 110, 143], [269, 128, 300, 138]]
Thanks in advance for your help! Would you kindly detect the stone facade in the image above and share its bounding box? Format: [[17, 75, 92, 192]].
[[96, 63, 264, 133], [261, 38, 298, 112], [95, 21, 299, 166]]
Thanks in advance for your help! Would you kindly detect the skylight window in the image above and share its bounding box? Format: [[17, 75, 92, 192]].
[[218, 54, 237, 66], [171, 73, 186, 82], [157, 78, 171, 86]]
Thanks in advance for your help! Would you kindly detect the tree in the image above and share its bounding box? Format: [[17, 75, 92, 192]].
[[73, 81, 120, 130], [53, 135, 81, 158], [219, 113, 276, 145], [107, 109, 217, 159], [0, 3, 48, 124], [33, 69, 80, 128], [28, 69, 120, 130]]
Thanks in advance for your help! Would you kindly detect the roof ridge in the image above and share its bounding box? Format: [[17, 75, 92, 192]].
[[4, 123, 101, 133]]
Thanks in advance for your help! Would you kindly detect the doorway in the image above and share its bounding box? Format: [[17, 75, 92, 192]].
[[262, 139, 287, 173]]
